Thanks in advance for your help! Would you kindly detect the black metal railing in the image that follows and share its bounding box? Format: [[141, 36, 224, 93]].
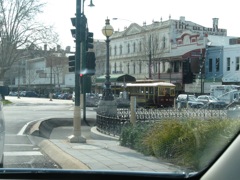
[[96, 108, 228, 136]]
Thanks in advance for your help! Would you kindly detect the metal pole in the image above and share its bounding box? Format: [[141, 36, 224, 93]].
[[69, 0, 86, 143], [149, 35, 152, 79], [102, 36, 114, 101]]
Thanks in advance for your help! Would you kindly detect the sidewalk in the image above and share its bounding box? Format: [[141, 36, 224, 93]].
[[27, 118, 183, 173]]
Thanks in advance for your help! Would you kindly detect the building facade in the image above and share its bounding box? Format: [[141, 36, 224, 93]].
[[101, 16, 227, 95]]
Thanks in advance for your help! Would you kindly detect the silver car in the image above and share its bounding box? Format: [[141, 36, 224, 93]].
[[176, 94, 204, 108], [197, 95, 227, 109]]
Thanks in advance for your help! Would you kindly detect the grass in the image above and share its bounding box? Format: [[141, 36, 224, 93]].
[[1, 99, 12, 105]]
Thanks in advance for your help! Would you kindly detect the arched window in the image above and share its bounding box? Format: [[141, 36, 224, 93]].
[[114, 46, 117, 55], [114, 62, 117, 73], [127, 43, 130, 53], [139, 61, 142, 73], [119, 45, 122, 55], [133, 62, 136, 74], [120, 62, 123, 72]]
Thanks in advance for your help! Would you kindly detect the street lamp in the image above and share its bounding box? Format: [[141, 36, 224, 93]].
[[97, 18, 117, 116], [101, 18, 114, 101]]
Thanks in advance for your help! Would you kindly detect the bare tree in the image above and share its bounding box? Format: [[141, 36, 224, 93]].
[[25, 60, 38, 89], [143, 33, 165, 79], [46, 54, 68, 90], [0, 0, 59, 83]]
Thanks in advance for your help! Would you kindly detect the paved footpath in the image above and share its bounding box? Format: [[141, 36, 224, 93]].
[[36, 127, 184, 173]]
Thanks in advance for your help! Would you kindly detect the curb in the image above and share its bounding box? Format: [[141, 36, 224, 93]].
[[38, 139, 89, 170], [25, 118, 119, 169]]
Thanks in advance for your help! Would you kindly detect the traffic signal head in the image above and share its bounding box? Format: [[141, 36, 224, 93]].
[[86, 29, 94, 51], [192, 73, 196, 82], [68, 55, 75, 72], [86, 52, 96, 75]]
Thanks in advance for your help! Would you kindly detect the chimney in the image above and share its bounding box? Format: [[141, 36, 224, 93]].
[[44, 44, 47, 51], [57, 45, 61, 51], [180, 16, 185, 23], [212, 18, 219, 31]]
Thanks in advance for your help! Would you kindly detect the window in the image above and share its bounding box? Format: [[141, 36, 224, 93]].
[[133, 62, 136, 74], [119, 45, 122, 55], [127, 62, 130, 74], [133, 42, 136, 52], [139, 41, 142, 52], [227, 57, 230, 71], [120, 62, 122, 72], [236, 57, 240, 71], [114, 46, 117, 55], [114, 62, 117, 72], [162, 61, 166, 72], [209, 58, 212, 72], [139, 61, 142, 73], [127, 43, 130, 53], [216, 58, 220, 72]]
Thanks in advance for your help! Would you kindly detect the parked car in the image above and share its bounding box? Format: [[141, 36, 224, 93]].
[[176, 94, 204, 108], [196, 95, 227, 109], [20, 91, 39, 97]]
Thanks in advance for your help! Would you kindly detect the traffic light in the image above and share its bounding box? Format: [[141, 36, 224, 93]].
[[68, 55, 75, 72], [86, 29, 94, 51], [192, 73, 196, 82], [86, 52, 96, 75], [70, 17, 76, 39]]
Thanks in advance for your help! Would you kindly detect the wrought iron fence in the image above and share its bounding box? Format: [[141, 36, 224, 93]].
[[96, 108, 228, 137]]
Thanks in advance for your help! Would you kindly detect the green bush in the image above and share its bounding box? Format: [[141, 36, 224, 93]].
[[119, 118, 240, 170]]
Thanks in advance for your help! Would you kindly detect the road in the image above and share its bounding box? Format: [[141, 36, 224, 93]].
[[2, 96, 96, 168]]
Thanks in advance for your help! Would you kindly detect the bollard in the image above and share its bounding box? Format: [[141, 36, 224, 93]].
[[49, 93, 53, 101], [130, 96, 136, 126]]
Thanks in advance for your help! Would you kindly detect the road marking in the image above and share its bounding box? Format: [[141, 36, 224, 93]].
[[4, 151, 42, 156]]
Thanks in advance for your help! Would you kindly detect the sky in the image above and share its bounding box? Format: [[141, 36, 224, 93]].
[[39, 0, 240, 51]]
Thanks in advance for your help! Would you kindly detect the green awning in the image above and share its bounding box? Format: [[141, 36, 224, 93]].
[[95, 74, 136, 83]]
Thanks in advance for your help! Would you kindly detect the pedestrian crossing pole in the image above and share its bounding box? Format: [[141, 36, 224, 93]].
[[68, 0, 86, 143]]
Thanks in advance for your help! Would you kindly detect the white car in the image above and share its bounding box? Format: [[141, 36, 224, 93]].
[[176, 94, 204, 108]]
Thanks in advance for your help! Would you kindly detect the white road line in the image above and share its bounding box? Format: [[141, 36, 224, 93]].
[[5, 144, 34, 146], [4, 151, 42, 156]]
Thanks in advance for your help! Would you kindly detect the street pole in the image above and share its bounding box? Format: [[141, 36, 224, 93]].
[[81, 15, 87, 122], [149, 35, 152, 79], [68, 0, 86, 143]]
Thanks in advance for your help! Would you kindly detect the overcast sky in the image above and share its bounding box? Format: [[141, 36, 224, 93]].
[[39, 0, 240, 50]]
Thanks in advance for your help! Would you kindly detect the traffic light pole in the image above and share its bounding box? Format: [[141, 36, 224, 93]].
[[68, 0, 86, 143], [82, 21, 87, 123]]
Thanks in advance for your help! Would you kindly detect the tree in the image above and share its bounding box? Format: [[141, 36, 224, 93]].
[[0, 0, 59, 84], [143, 32, 165, 79], [46, 53, 68, 90]]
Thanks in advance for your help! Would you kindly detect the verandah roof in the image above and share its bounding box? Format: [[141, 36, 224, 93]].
[[95, 74, 136, 83]]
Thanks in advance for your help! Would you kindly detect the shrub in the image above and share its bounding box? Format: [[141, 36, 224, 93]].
[[119, 118, 240, 170]]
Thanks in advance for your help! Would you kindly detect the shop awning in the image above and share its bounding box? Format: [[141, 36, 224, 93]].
[[95, 74, 136, 83]]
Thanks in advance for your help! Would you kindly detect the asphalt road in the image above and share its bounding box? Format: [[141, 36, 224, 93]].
[[2, 96, 96, 168]]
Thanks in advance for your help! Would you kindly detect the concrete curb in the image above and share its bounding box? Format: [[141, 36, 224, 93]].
[[38, 139, 89, 170], [90, 126, 119, 141], [25, 117, 119, 169]]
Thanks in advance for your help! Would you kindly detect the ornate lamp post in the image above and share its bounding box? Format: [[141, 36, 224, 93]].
[[101, 18, 114, 101], [97, 18, 117, 116]]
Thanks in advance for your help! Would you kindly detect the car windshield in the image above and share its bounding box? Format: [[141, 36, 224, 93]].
[[209, 96, 219, 101], [0, 0, 240, 179], [188, 96, 197, 101]]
